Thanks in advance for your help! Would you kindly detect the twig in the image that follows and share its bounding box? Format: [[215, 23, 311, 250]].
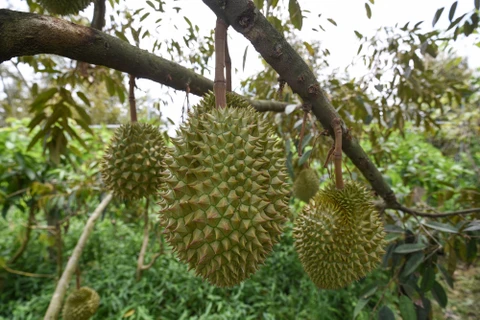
[[44, 194, 112, 320], [141, 252, 162, 271], [129, 74, 137, 122], [394, 205, 480, 218], [297, 108, 309, 158], [136, 198, 151, 281], [3, 265, 54, 278]]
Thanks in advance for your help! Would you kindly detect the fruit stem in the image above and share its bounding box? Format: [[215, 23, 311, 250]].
[[298, 108, 309, 158], [225, 35, 232, 92], [332, 118, 344, 189], [129, 74, 138, 122], [214, 18, 227, 109]]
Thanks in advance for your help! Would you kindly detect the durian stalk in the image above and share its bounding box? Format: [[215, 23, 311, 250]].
[[128, 74, 138, 122], [332, 118, 344, 189], [214, 18, 227, 109]]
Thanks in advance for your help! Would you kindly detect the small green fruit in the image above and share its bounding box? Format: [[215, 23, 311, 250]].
[[293, 168, 319, 202], [294, 181, 386, 289], [62, 287, 100, 320]]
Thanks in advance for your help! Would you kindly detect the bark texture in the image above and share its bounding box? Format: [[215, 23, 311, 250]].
[[0, 9, 286, 112], [202, 0, 398, 206]]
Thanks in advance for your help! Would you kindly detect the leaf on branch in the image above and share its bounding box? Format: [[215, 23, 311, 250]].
[[365, 3, 372, 19], [432, 7, 444, 27], [289, 0, 303, 30], [399, 295, 416, 320], [449, 1, 458, 22], [423, 221, 458, 233], [394, 243, 427, 254]]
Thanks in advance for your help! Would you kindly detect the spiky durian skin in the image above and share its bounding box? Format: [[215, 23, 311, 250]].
[[62, 287, 100, 320], [159, 100, 290, 287], [37, 0, 94, 15], [293, 181, 386, 289], [293, 168, 319, 202], [101, 123, 165, 200]]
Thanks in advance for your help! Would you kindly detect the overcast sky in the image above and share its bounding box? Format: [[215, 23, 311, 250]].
[[1, 0, 479, 132]]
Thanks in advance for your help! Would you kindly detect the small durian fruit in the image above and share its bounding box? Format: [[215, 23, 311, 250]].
[[293, 180, 386, 289], [293, 168, 319, 202], [101, 122, 165, 200], [62, 287, 100, 320], [37, 0, 94, 15], [159, 92, 290, 287]]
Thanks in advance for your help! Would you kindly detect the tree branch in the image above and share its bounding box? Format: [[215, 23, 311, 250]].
[[44, 194, 112, 320], [391, 204, 480, 218], [0, 9, 286, 112], [202, 0, 397, 205]]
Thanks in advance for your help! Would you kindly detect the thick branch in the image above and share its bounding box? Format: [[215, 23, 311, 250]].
[[202, 0, 397, 205], [0, 9, 286, 112], [44, 194, 112, 320]]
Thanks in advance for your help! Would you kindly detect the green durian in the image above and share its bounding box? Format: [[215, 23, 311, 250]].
[[101, 122, 165, 200], [159, 93, 290, 287], [293, 168, 319, 202], [293, 180, 386, 289], [62, 287, 100, 320], [37, 0, 94, 15]]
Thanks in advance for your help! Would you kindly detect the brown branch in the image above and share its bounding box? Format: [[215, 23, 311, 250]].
[[214, 18, 227, 109], [0, 9, 286, 112], [141, 252, 162, 271], [8, 203, 36, 264], [91, 0, 106, 31], [202, 0, 396, 204], [392, 205, 480, 218], [332, 118, 344, 189], [44, 194, 112, 320], [2, 265, 55, 278], [129, 74, 137, 122]]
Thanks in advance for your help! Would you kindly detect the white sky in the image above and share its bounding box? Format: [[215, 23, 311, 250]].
[[1, 0, 479, 132]]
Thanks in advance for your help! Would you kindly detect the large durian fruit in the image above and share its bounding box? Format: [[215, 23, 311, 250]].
[[292, 167, 319, 202], [293, 180, 386, 289], [37, 0, 94, 15], [62, 287, 100, 320], [159, 92, 290, 287], [101, 122, 165, 200]]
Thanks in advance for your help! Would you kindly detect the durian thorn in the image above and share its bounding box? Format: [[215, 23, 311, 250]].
[[331, 118, 344, 190]]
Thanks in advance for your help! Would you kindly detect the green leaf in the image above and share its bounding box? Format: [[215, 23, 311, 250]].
[[298, 149, 312, 166], [303, 42, 315, 56], [353, 298, 370, 319], [289, 0, 303, 30], [432, 281, 448, 308], [476, 0, 480, 10], [254, 0, 264, 10], [354, 30, 363, 39], [432, 7, 444, 27], [449, 1, 458, 22], [394, 243, 426, 254], [327, 18, 337, 26], [30, 88, 58, 111], [437, 264, 454, 289], [365, 3, 372, 19], [423, 222, 458, 233], [377, 305, 395, 320], [76, 91, 91, 107], [242, 46, 249, 72], [401, 252, 424, 278], [398, 295, 416, 320], [420, 266, 435, 292]]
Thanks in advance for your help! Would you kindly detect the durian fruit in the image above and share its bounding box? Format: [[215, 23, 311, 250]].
[[293, 168, 319, 202], [37, 0, 94, 15], [159, 93, 290, 287], [101, 122, 165, 200], [293, 180, 386, 289], [62, 287, 100, 320]]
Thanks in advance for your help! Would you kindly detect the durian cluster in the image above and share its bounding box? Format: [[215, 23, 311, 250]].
[[37, 0, 94, 15], [62, 287, 100, 320], [100, 91, 386, 290]]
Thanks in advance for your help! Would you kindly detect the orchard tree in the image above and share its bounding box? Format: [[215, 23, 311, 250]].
[[0, 0, 479, 319]]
